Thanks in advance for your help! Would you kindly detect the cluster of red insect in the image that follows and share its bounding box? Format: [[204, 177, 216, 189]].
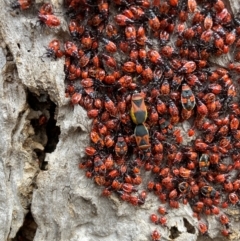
[[12, 0, 240, 240]]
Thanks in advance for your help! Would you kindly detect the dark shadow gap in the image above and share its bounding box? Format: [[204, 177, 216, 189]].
[[27, 90, 60, 170], [13, 211, 37, 241], [5, 45, 14, 61], [169, 226, 180, 239], [183, 218, 196, 234]]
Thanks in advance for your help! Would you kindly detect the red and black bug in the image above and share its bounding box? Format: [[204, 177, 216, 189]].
[[181, 83, 196, 111], [42, 39, 64, 60], [11, 0, 31, 10]]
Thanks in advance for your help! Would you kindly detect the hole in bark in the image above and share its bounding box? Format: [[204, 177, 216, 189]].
[[169, 226, 180, 239], [6, 45, 14, 61], [13, 211, 37, 241], [27, 90, 60, 170], [183, 218, 196, 234], [17, 43, 20, 49], [27, 49, 31, 52]]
